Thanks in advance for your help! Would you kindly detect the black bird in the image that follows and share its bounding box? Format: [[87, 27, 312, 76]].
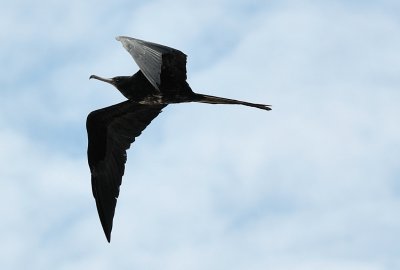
[[87, 36, 271, 242]]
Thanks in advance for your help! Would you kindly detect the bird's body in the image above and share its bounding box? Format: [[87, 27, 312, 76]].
[[87, 36, 271, 242]]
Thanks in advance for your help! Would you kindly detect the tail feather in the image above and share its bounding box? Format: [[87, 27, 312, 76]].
[[194, 94, 271, 111]]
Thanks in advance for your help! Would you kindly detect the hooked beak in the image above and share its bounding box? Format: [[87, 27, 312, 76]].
[[89, 75, 114, 85]]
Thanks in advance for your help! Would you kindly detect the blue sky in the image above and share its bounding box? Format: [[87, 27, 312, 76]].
[[1, 0, 400, 269]]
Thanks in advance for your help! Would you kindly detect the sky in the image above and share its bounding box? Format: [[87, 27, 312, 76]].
[[1, 0, 400, 269]]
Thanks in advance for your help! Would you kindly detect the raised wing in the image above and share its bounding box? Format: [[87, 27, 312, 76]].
[[116, 36, 187, 91], [86, 100, 166, 242]]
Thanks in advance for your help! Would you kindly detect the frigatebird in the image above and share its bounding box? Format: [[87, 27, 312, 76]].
[[88, 36, 271, 242]]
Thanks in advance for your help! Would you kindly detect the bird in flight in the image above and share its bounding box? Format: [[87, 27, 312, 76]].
[[87, 36, 271, 242]]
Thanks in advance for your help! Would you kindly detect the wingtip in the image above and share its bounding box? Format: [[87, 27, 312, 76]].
[[98, 209, 114, 243], [102, 222, 113, 243], [103, 225, 112, 242], [116, 36, 134, 42], [106, 233, 111, 243]]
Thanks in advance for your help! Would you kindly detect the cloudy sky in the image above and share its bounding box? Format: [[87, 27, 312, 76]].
[[1, 0, 400, 269]]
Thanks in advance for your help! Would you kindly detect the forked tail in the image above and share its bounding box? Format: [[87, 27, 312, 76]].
[[194, 94, 271, 111]]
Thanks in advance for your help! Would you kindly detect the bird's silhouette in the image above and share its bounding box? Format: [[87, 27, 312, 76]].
[[87, 36, 271, 242]]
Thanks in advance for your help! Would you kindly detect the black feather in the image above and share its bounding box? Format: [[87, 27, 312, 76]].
[[88, 36, 271, 242], [87, 101, 166, 242]]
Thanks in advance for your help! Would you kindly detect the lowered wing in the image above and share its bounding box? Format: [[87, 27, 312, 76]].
[[86, 100, 166, 242]]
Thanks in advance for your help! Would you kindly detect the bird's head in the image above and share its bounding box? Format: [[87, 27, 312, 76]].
[[89, 75, 131, 91]]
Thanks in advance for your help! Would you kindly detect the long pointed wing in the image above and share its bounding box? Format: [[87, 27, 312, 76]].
[[116, 36, 187, 91], [86, 100, 166, 242]]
